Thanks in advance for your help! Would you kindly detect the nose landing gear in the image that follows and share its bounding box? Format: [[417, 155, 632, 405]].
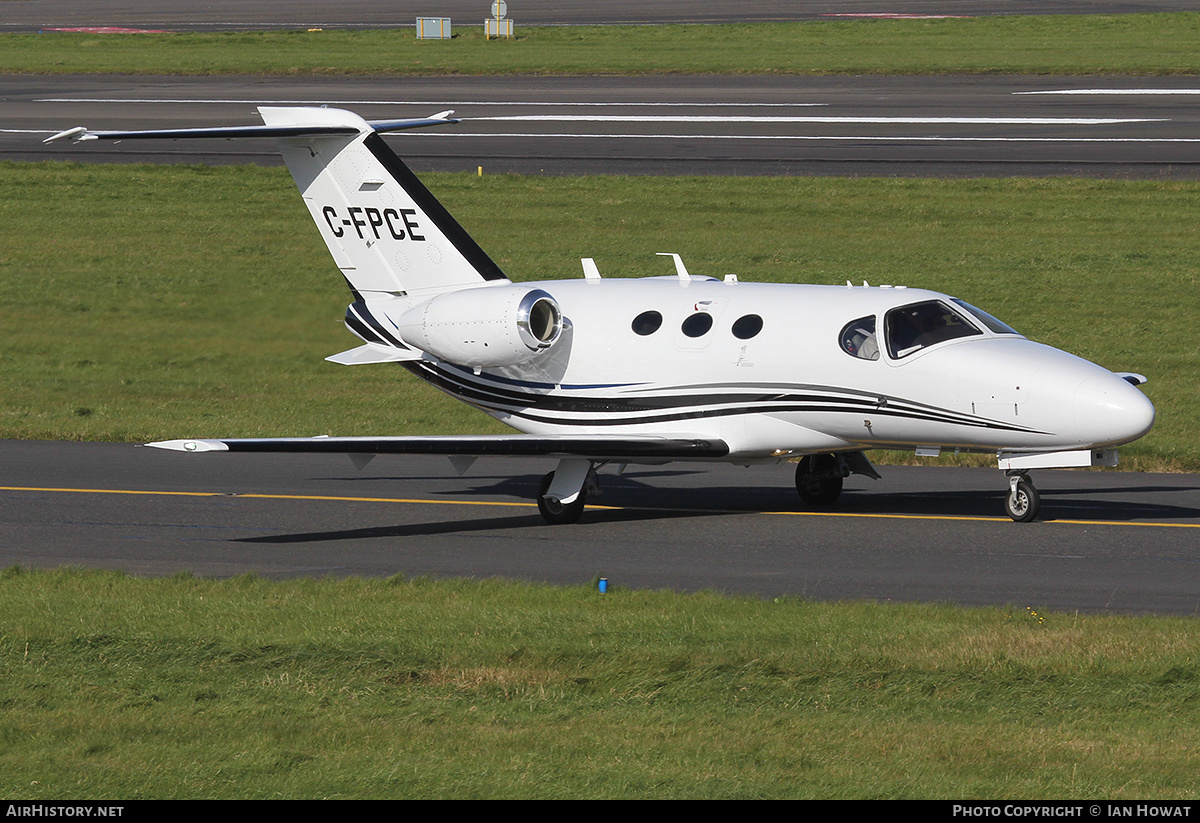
[[1004, 472, 1040, 522]]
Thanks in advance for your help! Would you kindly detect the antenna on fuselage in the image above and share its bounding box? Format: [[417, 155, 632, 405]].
[[656, 252, 690, 282]]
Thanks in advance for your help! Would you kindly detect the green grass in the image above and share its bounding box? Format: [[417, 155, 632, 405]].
[[2, 567, 1199, 799], [5, 14, 1200, 76], [1, 162, 1193, 470]]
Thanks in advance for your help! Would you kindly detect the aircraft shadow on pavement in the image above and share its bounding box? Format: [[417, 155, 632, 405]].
[[341, 469, 1200, 523], [238, 472, 1199, 542], [233, 502, 729, 544]]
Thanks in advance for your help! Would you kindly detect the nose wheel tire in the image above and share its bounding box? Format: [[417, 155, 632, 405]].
[[1005, 476, 1040, 522], [795, 454, 844, 507], [537, 471, 587, 525]]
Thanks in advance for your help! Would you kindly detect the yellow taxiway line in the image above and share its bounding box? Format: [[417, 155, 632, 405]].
[[3, 485, 1198, 528]]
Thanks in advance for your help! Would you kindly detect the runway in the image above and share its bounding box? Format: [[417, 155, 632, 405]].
[[2, 441, 1198, 615], [9, 74, 1200, 177], [1, 0, 1194, 31]]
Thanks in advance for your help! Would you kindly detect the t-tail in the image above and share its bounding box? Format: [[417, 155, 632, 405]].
[[46, 106, 509, 300], [261, 107, 509, 299], [46, 107, 565, 367]]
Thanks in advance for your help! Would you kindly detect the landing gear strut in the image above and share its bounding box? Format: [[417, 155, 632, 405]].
[[1004, 472, 1040, 522], [795, 454, 845, 507], [537, 471, 587, 524], [536, 459, 598, 525]]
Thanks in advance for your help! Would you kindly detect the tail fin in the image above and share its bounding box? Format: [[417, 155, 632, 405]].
[[47, 106, 508, 299], [259, 107, 509, 298]]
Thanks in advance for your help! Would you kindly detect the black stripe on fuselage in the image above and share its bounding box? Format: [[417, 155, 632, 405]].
[[344, 311, 384, 344], [363, 132, 507, 283], [402, 362, 1045, 435], [346, 301, 408, 349]]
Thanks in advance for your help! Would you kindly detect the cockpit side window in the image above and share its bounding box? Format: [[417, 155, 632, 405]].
[[885, 300, 982, 359], [951, 298, 1021, 336], [840, 315, 880, 361]]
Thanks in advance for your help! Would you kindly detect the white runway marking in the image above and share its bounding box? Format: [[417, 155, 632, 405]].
[[1016, 89, 1200, 95], [404, 132, 1200, 144], [473, 115, 1160, 125], [35, 97, 829, 108]]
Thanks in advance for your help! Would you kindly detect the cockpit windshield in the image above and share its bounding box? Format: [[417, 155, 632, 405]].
[[885, 300, 982, 359], [950, 299, 1021, 336]]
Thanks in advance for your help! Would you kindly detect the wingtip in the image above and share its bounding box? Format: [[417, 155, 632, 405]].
[[145, 439, 229, 453], [43, 126, 91, 144]]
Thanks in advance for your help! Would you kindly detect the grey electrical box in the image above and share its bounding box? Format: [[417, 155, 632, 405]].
[[485, 18, 513, 38], [416, 17, 452, 39]]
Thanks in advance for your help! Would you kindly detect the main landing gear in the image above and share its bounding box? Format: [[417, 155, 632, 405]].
[[794, 454, 845, 506], [794, 452, 881, 508], [537, 471, 586, 524], [536, 458, 598, 525], [1004, 471, 1041, 523]]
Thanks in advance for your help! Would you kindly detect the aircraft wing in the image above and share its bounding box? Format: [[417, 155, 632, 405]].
[[145, 434, 730, 460]]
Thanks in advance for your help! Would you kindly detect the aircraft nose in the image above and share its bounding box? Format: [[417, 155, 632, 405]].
[[1074, 373, 1155, 447]]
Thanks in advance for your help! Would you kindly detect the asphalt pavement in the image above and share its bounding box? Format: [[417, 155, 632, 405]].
[[3, 441, 1198, 614]]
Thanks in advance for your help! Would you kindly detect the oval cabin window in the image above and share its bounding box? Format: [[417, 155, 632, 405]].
[[631, 310, 663, 336], [731, 314, 763, 340], [681, 312, 714, 338]]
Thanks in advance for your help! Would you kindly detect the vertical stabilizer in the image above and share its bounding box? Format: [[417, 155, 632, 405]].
[[258, 107, 509, 298]]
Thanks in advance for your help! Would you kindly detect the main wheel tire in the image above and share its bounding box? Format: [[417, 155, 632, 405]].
[[537, 471, 587, 525], [795, 454, 844, 507], [1005, 477, 1041, 522]]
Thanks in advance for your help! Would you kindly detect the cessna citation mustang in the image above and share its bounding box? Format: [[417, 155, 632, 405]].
[[47, 107, 1155, 524]]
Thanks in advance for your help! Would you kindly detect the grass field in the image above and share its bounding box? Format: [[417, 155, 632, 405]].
[[3, 567, 1200, 799], [0, 162, 1192, 470], [4, 14, 1200, 76]]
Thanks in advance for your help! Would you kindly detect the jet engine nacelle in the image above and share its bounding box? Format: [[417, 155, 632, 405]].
[[396, 285, 564, 367]]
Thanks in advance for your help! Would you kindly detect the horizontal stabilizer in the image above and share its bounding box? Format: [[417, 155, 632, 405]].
[[146, 435, 730, 460], [43, 112, 458, 143], [48, 105, 503, 299], [325, 343, 424, 365]]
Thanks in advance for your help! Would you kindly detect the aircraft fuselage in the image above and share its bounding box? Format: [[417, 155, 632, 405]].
[[375, 277, 1154, 462]]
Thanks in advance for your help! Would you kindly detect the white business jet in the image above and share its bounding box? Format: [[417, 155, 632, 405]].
[[47, 107, 1155, 523]]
